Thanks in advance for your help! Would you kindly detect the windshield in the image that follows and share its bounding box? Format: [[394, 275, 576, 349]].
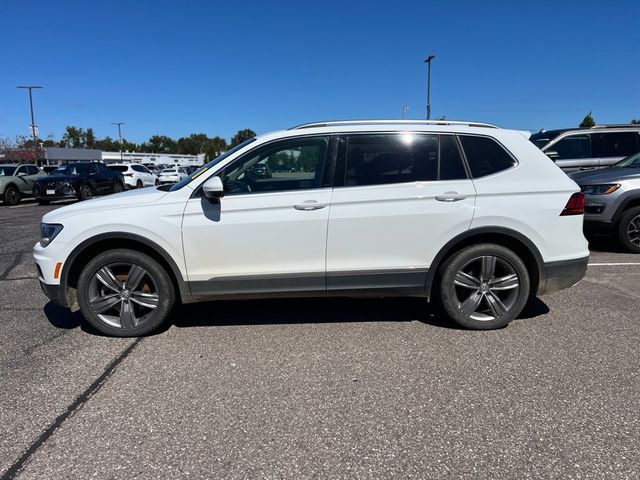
[[109, 165, 129, 172], [169, 138, 257, 191], [615, 152, 640, 168], [54, 164, 88, 175], [0, 166, 16, 176]]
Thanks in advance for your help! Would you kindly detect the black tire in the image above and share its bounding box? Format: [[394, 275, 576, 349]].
[[136, 180, 143, 189], [437, 243, 530, 330], [3, 185, 21, 206], [113, 181, 124, 193], [155, 179, 160, 186], [77, 249, 175, 337], [78, 184, 93, 201], [617, 206, 640, 253], [37, 199, 51, 206]]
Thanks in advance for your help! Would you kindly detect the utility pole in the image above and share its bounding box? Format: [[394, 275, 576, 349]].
[[402, 105, 409, 119], [111, 122, 125, 162], [424, 55, 435, 120], [17, 85, 43, 165]]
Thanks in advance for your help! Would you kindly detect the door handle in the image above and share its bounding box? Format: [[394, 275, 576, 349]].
[[294, 202, 327, 211], [435, 192, 467, 202]]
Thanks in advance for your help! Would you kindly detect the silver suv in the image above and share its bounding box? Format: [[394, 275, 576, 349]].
[[531, 125, 640, 173], [569, 152, 640, 252]]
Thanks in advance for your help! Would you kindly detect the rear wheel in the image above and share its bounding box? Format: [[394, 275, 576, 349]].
[[3, 185, 21, 206], [438, 244, 530, 329], [77, 249, 175, 337], [78, 184, 93, 201], [617, 206, 640, 253], [113, 182, 124, 193], [136, 180, 143, 189]]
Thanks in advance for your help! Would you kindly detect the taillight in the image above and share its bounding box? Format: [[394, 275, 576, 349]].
[[124, 173, 133, 177], [560, 192, 585, 216]]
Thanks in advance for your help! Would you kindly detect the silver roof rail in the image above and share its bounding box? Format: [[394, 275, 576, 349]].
[[289, 119, 500, 130], [590, 124, 640, 129]]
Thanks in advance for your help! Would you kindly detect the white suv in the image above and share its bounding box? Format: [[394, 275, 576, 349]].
[[34, 120, 589, 336], [108, 163, 159, 189]]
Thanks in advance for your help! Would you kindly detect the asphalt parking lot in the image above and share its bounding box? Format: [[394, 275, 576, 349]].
[[0, 200, 638, 479]]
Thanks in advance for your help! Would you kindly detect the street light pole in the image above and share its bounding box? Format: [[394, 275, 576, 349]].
[[424, 55, 435, 120], [402, 104, 409, 119], [17, 85, 43, 165], [111, 122, 125, 162]]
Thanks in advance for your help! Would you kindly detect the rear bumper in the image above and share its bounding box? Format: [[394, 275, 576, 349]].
[[537, 256, 589, 295], [39, 281, 68, 307]]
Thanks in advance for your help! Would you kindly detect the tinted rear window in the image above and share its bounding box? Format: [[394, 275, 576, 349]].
[[109, 165, 128, 172], [459, 135, 516, 177], [594, 132, 640, 158]]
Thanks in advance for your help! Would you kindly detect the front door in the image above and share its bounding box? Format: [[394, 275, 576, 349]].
[[326, 133, 476, 295], [181, 135, 335, 297]]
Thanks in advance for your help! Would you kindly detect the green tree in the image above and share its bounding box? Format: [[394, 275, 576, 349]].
[[85, 128, 97, 149], [230, 129, 256, 147], [144, 135, 178, 154], [579, 112, 596, 128], [177, 133, 209, 155], [59, 126, 86, 148]]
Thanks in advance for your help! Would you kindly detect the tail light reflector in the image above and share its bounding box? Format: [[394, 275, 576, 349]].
[[560, 192, 585, 216]]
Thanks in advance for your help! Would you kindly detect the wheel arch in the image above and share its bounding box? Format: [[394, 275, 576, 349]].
[[62, 232, 188, 310], [425, 227, 544, 300], [613, 195, 640, 224]]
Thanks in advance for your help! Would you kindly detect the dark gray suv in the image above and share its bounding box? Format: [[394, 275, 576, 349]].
[[569, 152, 640, 252]]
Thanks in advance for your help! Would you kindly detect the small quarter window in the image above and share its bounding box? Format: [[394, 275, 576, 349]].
[[459, 135, 516, 177]]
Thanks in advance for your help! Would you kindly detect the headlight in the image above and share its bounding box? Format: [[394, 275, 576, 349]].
[[40, 223, 63, 247], [580, 184, 620, 195]]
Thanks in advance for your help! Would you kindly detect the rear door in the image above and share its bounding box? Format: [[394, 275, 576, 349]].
[[592, 131, 640, 167], [325, 132, 476, 295]]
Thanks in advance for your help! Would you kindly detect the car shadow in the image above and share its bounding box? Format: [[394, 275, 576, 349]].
[[586, 233, 628, 253], [173, 295, 551, 331], [43, 295, 551, 336]]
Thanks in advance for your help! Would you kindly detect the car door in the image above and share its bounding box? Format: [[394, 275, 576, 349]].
[[181, 135, 335, 296], [24, 166, 41, 193], [13, 165, 32, 193], [325, 132, 476, 295], [592, 131, 640, 168], [544, 133, 596, 172]]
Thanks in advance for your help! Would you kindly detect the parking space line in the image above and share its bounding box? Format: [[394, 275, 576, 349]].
[[588, 262, 640, 266]]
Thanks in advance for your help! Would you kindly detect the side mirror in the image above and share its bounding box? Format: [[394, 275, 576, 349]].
[[545, 150, 559, 161], [202, 176, 224, 203]]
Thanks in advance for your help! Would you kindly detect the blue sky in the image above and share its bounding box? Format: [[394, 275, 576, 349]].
[[1, 0, 639, 144]]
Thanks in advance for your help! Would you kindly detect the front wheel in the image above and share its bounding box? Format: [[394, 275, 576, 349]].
[[438, 244, 530, 330], [3, 185, 21, 205], [617, 206, 640, 253], [77, 249, 175, 337], [78, 184, 93, 201]]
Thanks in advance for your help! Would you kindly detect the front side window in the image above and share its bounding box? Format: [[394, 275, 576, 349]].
[[457, 135, 516, 178], [594, 132, 639, 158], [343, 133, 467, 187], [27, 166, 40, 175], [220, 136, 329, 194], [549, 134, 592, 160]]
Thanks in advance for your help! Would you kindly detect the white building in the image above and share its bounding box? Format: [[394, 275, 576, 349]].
[[101, 151, 205, 167]]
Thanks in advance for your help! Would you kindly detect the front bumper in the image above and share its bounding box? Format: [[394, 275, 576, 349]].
[[537, 256, 589, 295], [33, 183, 78, 201], [39, 280, 68, 307]]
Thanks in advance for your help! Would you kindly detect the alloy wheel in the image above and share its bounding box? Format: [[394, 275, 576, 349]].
[[88, 262, 159, 329], [627, 215, 640, 247], [6, 187, 19, 205], [453, 255, 520, 321]]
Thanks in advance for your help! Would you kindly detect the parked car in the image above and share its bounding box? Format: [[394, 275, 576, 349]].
[[42, 165, 59, 175], [33, 162, 125, 205], [569, 151, 640, 252], [108, 163, 159, 189], [158, 167, 188, 184], [34, 119, 589, 337], [530, 124, 640, 173], [247, 163, 272, 179], [0, 164, 46, 205]]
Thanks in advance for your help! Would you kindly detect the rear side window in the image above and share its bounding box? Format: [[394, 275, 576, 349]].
[[344, 134, 467, 187], [459, 135, 516, 177], [594, 132, 639, 158], [131, 165, 147, 173], [109, 165, 128, 172]]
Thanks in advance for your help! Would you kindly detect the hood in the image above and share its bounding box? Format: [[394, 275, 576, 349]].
[[43, 187, 170, 223], [568, 167, 640, 184], [36, 174, 83, 183]]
